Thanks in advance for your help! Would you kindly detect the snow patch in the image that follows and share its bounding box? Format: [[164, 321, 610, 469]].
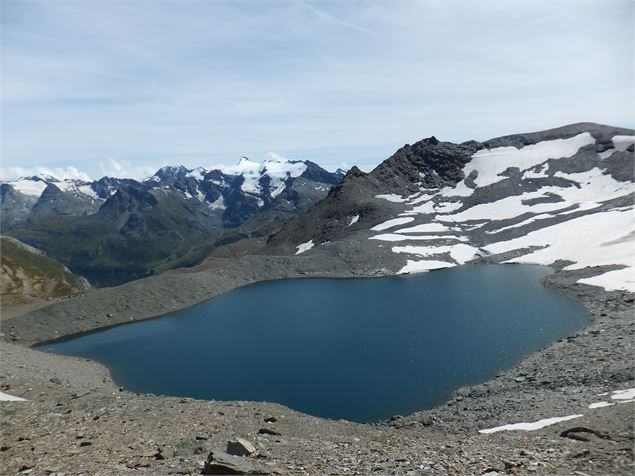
[[0, 391, 26, 402], [578, 268, 635, 292], [370, 217, 415, 231], [392, 243, 479, 264], [78, 185, 99, 199], [186, 167, 207, 180], [407, 193, 436, 205], [375, 194, 407, 203], [484, 210, 635, 291], [435, 201, 463, 214], [610, 388, 635, 400], [295, 239, 315, 255], [393, 223, 450, 233], [523, 163, 549, 179], [397, 260, 455, 274], [407, 201, 436, 214], [348, 215, 360, 226], [436, 192, 569, 223], [439, 180, 475, 198], [588, 401, 614, 409], [208, 196, 225, 210], [466, 133, 595, 188], [485, 214, 553, 234], [11, 178, 48, 198], [370, 234, 464, 242], [612, 135, 635, 152], [479, 414, 583, 434]]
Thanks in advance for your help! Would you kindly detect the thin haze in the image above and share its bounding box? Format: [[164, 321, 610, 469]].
[[1, 0, 633, 180]]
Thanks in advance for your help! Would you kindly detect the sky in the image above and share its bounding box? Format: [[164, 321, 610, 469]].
[[1, 0, 633, 181]]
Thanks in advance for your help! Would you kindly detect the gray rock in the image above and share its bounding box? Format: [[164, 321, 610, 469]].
[[203, 451, 269, 475], [226, 438, 256, 456]]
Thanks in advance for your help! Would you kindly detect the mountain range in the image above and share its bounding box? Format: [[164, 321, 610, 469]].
[[1, 158, 344, 286], [2, 122, 633, 297]]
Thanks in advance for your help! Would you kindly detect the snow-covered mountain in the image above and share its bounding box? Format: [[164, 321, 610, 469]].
[[267, 123, 635, 293], [1, 157, 344, 286], [1, 158, 344, 231]]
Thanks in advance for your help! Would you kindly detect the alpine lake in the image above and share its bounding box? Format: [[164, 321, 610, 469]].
[[39, 264, 590, 423]]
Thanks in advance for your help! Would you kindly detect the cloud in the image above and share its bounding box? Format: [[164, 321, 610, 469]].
[[98, 158, 160, 180], [299, 0, 380, 37], [0, 160, 161, 181], [0, 165, 92, 181], [266, 152, 289, 162], [1, 1, 632, 177]]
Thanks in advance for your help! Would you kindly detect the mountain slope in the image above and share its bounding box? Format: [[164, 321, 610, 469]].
[[267, 123, 635, 292], [0, 236, 89, 306]]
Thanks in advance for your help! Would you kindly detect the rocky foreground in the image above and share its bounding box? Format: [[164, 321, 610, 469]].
[[1, 260, 633, 475]]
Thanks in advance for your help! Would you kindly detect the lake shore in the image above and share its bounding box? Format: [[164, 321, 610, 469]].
[[1, 250, 633, 475]]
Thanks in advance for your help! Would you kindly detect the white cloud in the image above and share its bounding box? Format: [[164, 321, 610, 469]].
[[0, 165, 92, 181], [266, 152, 289, 162], [1, 1, 632, 176], [97, 158, 159, 180]]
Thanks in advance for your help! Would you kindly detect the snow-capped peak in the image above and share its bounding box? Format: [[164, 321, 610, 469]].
[[186, 167, 207, 180], [5, 175, 96, 199], [8, 177, 49, 197]]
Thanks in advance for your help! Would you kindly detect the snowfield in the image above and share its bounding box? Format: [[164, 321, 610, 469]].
[[367, 132, 635, 292], [219, 157, 307, 198], [465, 133, 595, 188]]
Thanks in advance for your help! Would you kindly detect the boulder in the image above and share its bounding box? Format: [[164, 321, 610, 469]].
[[226, 438, 256, 456], [202, 451, 269, 475]]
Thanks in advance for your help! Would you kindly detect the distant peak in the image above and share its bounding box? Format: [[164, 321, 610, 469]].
[[150, 165, 190, 180], [26, 174, 57, 182], [237, 156, 258, 165], [157, 164, 187, 173]]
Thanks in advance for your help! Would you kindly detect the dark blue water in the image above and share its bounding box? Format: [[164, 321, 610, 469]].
[[39, 265, 589, 422]]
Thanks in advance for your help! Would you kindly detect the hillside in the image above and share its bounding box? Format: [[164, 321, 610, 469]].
[[0, 236, 88, 306], [266, 122, 635, 292]]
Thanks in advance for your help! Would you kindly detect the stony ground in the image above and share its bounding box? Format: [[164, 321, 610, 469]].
[[1, 256, 633, 475], [1, 336, 632, 476]]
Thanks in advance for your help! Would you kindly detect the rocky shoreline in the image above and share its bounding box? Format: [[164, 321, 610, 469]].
[[1, 251, 633, 475]]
